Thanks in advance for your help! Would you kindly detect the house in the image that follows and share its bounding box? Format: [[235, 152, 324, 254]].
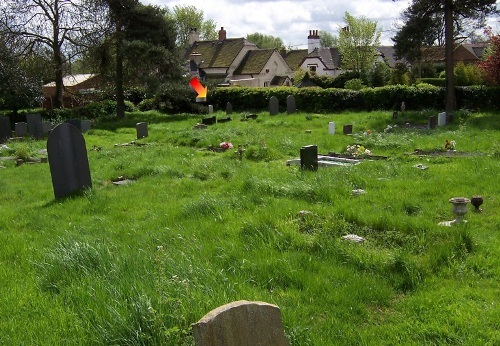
[[421, 43, 488, 65], [42, 74, 100, 109], [184, 27, 293, 87]]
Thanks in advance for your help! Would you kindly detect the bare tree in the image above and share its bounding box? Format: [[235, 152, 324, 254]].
[[0, 0, 107, 108]]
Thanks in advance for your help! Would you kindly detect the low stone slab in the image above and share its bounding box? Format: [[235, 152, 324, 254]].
[[192, 300, 289, 346]]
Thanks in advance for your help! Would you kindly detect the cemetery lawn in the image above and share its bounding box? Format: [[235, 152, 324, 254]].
[[0, 109, 499, 345]]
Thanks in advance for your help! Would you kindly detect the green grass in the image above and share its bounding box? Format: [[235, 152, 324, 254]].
[[0, 109, 499, 345]]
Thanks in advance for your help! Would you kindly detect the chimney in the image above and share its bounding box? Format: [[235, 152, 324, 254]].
[[308, 29, 320, 53], [218, 27, 226, 41], [188, 28, 200, 46]]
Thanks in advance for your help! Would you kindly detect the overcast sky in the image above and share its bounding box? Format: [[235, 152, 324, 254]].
[[142, 0, 499, 48]]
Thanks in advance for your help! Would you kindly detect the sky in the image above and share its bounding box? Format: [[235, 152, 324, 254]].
[[142, 0, 500, 48]]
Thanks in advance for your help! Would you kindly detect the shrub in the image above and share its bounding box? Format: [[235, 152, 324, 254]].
[[344, 79, 367, 90]]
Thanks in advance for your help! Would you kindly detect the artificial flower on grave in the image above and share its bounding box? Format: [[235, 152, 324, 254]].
[[444, 139, 456, 150], [219, 142, 234, 150], [346, 144, 372, 157]]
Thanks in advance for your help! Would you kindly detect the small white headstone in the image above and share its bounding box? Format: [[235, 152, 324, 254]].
[[208, 105, 214, 114], [328, 121, 335, 134], [438, 112, 446, 126]]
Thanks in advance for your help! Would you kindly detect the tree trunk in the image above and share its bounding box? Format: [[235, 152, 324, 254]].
[[444, 0, 456, 114], [115, 18, 125, 119], [52, 0, 64, 109]]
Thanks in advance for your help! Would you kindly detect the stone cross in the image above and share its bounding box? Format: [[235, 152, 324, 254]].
[[300, 145, 318, 171], [269, 96, 279, 115], [192, 300, 289, 346], [286, 95, 296, 114], [136, 122, 148, 139], [26, 113, 44, 139], [47, 123, 92, 199], [0, 116, 12, 143]]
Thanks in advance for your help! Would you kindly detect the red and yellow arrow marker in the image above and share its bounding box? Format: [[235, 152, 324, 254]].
[[189, 77, 207, 102]]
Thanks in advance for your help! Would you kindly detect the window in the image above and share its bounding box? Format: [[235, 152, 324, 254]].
[[308, 65, 317, 73]]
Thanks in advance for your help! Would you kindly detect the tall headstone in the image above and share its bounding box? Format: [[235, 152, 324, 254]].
[[47, 123, 92, 199], [269, 96, 279, 116], [208, 105, 214, 114], [428, 115, 437, 129], [328, 121, 336, 134], [15, 122, 28, 137], [192, 301, 289, 346], [343, 124, 353, 135], [0, 116, 12, 143], [42, 122, 52, 135], [286, 95, 296, 114], [65, 119, 82, 130], [300, 145, 318, 171], [26, 113, 43, 139], [136, 122, 148, 139], [226, 102, 233, 115], [438, 112, 446, 126]]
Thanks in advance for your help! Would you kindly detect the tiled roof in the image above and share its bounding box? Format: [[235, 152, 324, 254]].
[[270, 76, 290, 86], [184, 38, 254, 68], [376, 46, 406, 67], [233, 49, 275, 75], [462, 43, 487, 59], [44, 74, 97, 87], [284, 49, 308, 69], [303, 47, 341, 70]]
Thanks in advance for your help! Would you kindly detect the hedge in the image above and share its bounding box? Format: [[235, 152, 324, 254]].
[[209, 85, 499, 113]]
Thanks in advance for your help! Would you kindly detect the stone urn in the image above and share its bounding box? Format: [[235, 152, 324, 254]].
[[439, 197, 471, 226], [470, 196, 483, 212]]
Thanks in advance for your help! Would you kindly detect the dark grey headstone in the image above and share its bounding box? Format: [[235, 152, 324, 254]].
[[0, 116, 12, 143], [286, 95, 296, 114], [269, 96, 279, 116], [300, 145, 318, 171], [26, 113, 43, 139], [15, 122, 28, 137], [42, 122, 52, 135], [81, 120, 91, 133], [226, 102, 233, 115], [201, 116, 216, 125], [65, 119, 82, 130], [428, 115, 437, 129], [343, 124, 353, 135], [136, 122, 148, 139], [47, 123, 92, 199]]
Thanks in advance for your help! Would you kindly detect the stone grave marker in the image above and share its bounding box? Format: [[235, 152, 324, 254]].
[[15, 122, 28, 137], [0, 116, 12, 143], [328, 121, 336, 134], [47, 123, 92, 199], [192, 300, 289, 346], [208, 105, 214, 114], [269, 96, 279, 115], [26, 113, 43, 139], [343, 124, 353, 135], [201, 116, 216, 125], [226, 102, 233, 115], [136, 122, 148, 139], [428, 115, 437, 129], [286, 95, 296, 114], [438, 112, 446, 126], [300, 145, 318, 171], [42, 122, 52, 135], [66, 119, 82, 130], [81, 120, 91, 133]]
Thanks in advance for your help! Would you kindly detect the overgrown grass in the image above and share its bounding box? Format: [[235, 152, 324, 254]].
[[0, 109, 499, 345]]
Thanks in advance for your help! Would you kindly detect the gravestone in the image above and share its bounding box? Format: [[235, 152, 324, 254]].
[[343, 124, 353, 135], [328, 121, 336, 134], [192, 300, 289, 346], [286, 95, 296, 114], [438, 112, 446, 126], [226, 102, 233, 115], [208, 105, 214, 114], [428, 115, 437, 129], [66, 119, 82, 130], [26, 113, 43, 139], [392, 111, 398, 120], [269, 96, 279, 116], [0, 116, 12, 143], [201, 116, 217, 125], [300, 145, 318, 171], [136, 122, 148, 139], [15, 122, 28, 137], [81, 120, 91, 133], [47, 123, 92, 199], [42, 122, 52, 135]]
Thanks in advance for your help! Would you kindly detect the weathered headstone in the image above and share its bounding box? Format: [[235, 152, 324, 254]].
[[47, 123, 92, 199], [438, 112, 446, 126], [66, 119, 82, 130], [300, 145, 318, 171], [286, 95, 296, 114], [428, 115, 437, 129], [208, 105, 214, 114], [343, 124, 353, 135], [392, 111, 398, 120], [0, 116, 12, 143], [26, 113, 43, 139], [269, 96, 279, 115], [225, 102, 233, 115], [136, 122, 148, 139], [15, 122, 28, 137], [81, 120, 91, 133], [328, 121, 336, 134], [201, 116, 217, 125], [42, 122, 52, 135], [192, 300, 289, 346]]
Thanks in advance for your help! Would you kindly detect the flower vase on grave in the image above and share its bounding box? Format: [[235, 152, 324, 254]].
[[439, 197, 470, 226]]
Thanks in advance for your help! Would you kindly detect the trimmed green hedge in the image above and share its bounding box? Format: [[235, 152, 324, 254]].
[[210, 85, 499, 112]]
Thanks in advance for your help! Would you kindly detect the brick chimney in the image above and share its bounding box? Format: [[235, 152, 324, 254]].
[[188, 28, 200, 46], [218, 27, 227, 41], [308, 29, 320, 53]]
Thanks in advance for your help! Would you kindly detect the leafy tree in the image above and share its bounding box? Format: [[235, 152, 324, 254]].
[[369, 61, 391, 87], [319, 30, 337, 48], [167, 5, 217, 47], [337, 12, 381, 73], [479, 32, 500, 85], [0, 0, 106, 108], [246, 33, 284, 49], [392, 0, 498, 112]]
